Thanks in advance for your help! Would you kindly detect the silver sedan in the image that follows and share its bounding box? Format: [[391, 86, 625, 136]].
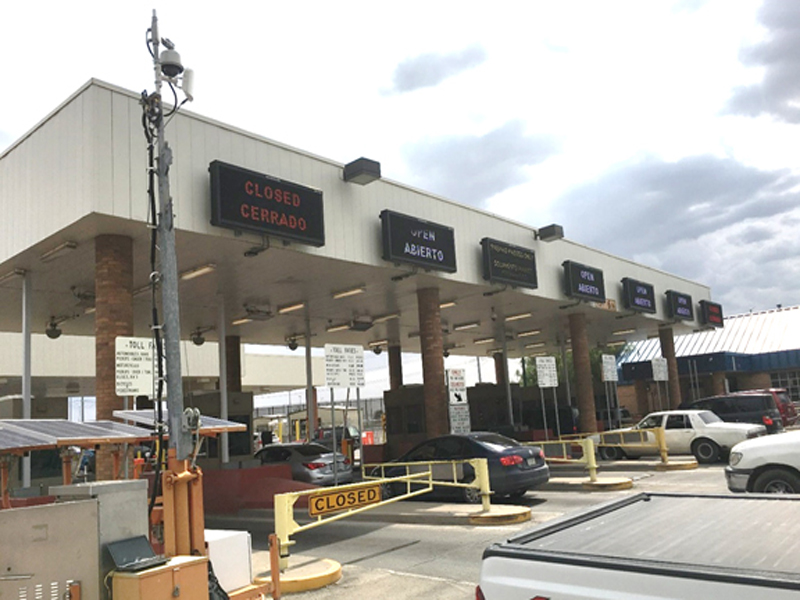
[[255, 442, 353, 486]]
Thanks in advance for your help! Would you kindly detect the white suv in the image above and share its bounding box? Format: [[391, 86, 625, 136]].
[[726, 430, 800, 493]]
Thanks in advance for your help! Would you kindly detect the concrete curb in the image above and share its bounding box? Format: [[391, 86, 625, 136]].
[[254, 556, 342, 594]]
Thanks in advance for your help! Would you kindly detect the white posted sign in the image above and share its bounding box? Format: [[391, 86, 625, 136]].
[[536, 356, 559, 388], [449, 403, 471, 434], [446, 368, 468, 404], [324, 344, 365, 388], [601, 354, 618, 382], [652, 357, 669, 382], [115, 336, 155, 397]]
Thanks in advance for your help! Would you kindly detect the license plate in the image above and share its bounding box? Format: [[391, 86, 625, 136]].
[[526, 457, 537, 466]]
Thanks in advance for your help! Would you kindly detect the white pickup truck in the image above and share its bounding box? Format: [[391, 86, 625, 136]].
[[478, 493, 800, 600], [594, 409, 765, 463]]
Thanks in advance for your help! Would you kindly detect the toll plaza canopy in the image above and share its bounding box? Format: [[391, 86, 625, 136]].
[[0, 79, 715, 359]]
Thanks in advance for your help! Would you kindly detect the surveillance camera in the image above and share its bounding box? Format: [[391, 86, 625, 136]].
[[288, 339, 299, 351], [443, 349, 450, 358], [191, 333, 205, 346], [160, 48, 184, 78], [373, 346, 383, 355], [46, 323, 62, 340]]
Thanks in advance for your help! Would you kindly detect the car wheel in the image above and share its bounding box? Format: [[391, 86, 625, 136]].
[[380, 482, 400, 500], [691, 439, 720, 464], [598, 446, 624, 461], [753, 468, 800, 494], [462, 485, 482, 504]]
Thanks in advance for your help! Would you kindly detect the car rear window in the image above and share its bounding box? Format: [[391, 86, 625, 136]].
[[295, 444, 329, 456], [697, 411, 722, 424], [733, 395, 772, 411], [471, 433, 519, 449]]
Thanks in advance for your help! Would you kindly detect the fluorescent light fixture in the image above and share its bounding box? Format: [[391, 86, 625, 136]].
[[454, 321, 480, 331], [326, 322, 351, 333], [532, 351, 548, 357], [332, 285, 365, 299], [439, 300, 457, 309], [179, 263, 216, 281], [84, 306, 96, 315], [517, 329, 541, 338], [373, 312, 400, 324], [474, 337, 495, 345], [40, 241, 77, 263], [612, 328, 636, 336], [607, 340, 627, 347], [0, 268, 26, 284], [368, 339, 388, 347], [505, 312, 532, 322], [231, 317, 253, 326], [525, 342, 546, 349], [278, 302, 305, 314]]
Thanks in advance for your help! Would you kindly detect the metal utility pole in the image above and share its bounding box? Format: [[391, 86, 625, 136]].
[[150, 11, 191, 459]]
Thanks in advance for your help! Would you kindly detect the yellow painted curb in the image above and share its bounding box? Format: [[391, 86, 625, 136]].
[[655, 460, 699, 471], [468, 508, 531, 526], [255, 558, 342, 594], [581, 477, 633, 491]]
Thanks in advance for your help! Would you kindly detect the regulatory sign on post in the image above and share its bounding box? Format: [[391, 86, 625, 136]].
[[652, 357, 669, 382], [446, 368, 468, 404], [115, 336, 155, 397], [324, 344, 365, 388], [601, 354, 618, 382], [449, 403, 471, 434], [536, 356, 558, 388]]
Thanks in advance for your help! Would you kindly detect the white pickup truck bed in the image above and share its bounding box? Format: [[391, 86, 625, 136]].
[[480, 493, 800, 600]]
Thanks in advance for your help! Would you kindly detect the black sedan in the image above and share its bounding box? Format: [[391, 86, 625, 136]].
[[374, 432, 549, 503]]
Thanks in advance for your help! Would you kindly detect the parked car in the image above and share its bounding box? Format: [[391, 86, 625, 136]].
[[254, 442, 353, 486], [681, 392, 784, 433], [592, 410, 766, 463], [733, 388, 797, 427], [726, 430, 800, 493], [373, 432, 550, 503]]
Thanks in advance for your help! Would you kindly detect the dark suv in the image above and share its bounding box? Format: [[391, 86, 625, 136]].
[[682, 392, 784, 434], [733, 389, 797, 427]]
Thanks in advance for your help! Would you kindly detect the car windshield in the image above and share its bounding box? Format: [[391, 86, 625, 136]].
[[697, 411, 722, 424], [471, 433, 519, 451], [294, 444, 330, 456]]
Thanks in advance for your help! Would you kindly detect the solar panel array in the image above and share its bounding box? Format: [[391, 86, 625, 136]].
[[0, 419, 154, 454]]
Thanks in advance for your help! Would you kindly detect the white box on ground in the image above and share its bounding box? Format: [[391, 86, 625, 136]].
[[205, 529, 253, 592]]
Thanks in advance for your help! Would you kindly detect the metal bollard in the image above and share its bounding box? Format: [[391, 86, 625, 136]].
[[471, 458, 492, 512], [655, 428, 669, 464], [583, 438, 598, 482]]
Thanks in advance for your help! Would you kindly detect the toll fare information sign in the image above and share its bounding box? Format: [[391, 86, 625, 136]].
[[308, 484, 381, 517], [324, 344, 365, 388], [115, 336, 155, 397], [536, 356, 558, 388]]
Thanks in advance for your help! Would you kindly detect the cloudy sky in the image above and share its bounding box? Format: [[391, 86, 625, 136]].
[[1, 0, 797, 318]]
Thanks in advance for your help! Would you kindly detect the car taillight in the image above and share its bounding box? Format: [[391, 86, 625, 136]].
[[763, 416, 774, 426], [475, 585, 486, 600], [538, 449, 545, 459], [303, 462, 325, 470], [500, 454, 524, 466]]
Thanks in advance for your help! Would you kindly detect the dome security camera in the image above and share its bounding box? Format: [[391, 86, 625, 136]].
[[373, 345, 383, 355], [288, 339, 299, 351], [443, 349, 450, 358], [191, 332, 205, 346], [46, 320, 62, 340], [160, 48, 184, 78]]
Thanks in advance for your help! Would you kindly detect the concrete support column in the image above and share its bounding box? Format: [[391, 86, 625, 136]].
[[95, 235, 133, 481], [493, 353, 506, 386], [569, 312, 596, 433], [658, 327, 682, 408], [388, 345, 403, 391], [225, 335, 242, 393], [417, 287, 447, 437]]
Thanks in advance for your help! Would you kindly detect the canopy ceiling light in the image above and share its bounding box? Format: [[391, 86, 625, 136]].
[[525, 342, 546, 349], [439, 300, 457, 309], [40, 241, 77, 263], [179, 263, 216, 281], [612, 328, 636, 336], [0, 268, 26, 284], [534, 224, 564, 242], [373, 312, 400, 324], [454, 321, 480, 331], [326, 322, 351, 333], [505, 312, 532, 322], [517, 329, 542, 338], [343, 157, 381, 185], [474, 337, 495, 345], [277, 302, 305, 315], [332, 285, 366, 299]]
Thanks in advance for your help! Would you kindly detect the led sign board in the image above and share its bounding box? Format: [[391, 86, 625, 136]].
[[380, 210, 457, 273], [563, 260, 605, 303], [621, 277, 657, 314], [699, 300, 724, 327], [666, 290, 694, 321], [209, 160, 325, 247], [480, 238, 537, 289]]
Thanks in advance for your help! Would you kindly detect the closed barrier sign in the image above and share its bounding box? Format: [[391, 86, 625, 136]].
[[308, 484, 382, 517]]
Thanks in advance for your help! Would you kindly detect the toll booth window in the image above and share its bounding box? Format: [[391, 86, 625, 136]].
[[405, 405, 425, 434], [386, 407, 403, 434]]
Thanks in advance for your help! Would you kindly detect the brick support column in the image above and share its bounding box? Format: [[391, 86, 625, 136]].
[[388, 345, 403, 391], [569, 312, 596, 433], [417, 288, 447, 437], [658, 327, 682, 408], [95, 235, 133, 480], [225, 335, 242, 392], [494, 353, 506, 386], [710, 372, 727, 396]]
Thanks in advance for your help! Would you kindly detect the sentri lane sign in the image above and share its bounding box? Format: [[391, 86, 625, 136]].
[[308, 484, 382, 517]]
